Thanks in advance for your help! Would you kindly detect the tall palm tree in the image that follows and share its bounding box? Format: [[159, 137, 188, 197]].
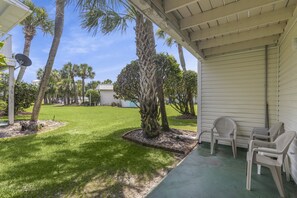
[[36, 68, 61, 104], [81, 4, 160, 137], [135, 13, 160, 137], [62, 62, 79, 104], [31, 0, 66, 122], [76, 64, 95, 103], [156, 29, 196, 116], [17, 0, 54, 82]]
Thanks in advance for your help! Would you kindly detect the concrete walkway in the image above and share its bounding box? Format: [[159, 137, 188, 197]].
[[147, 143, 297, 198]]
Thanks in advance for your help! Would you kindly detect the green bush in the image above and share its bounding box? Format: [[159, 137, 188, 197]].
[[86, 89, 100, 106], [5, 82, 38, 114], [0, 99, 6, 111]]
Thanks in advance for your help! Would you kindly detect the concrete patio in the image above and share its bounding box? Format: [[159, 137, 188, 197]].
[[147, 143, 297, 198]]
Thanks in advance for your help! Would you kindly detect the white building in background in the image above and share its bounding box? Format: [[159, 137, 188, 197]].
[[96, 84, 138, 107], [96, 84, 120, 106]]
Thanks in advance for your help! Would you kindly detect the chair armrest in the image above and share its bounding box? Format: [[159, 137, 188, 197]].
[[253, 147, 282, 155], [249, 140, 276, 152], [252, 134, 270, 139]]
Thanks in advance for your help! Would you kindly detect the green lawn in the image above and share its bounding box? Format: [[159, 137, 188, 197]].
[[0, 105, 196, 197]]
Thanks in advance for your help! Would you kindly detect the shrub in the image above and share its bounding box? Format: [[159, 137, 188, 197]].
[[0, 99, 6, 111], [5, 82, 38, 114]]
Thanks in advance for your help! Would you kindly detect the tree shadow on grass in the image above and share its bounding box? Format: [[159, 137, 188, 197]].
[[0, 128, 174, 197]]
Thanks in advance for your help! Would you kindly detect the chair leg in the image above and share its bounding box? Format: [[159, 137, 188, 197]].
[[211, 134, 214, 155], [231, 140, 236, 158], [270, 166, 285, 198], [234, 140, 237, 158], [284, 155, 290, 182], [257, 165, 262, 175], [246, 160, 252, 190]]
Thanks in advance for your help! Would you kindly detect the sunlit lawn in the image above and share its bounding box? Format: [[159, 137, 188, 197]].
[[0, 105, 196, 197]]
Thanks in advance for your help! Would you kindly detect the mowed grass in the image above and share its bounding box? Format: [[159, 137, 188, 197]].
[[0, 105, 196, 197]]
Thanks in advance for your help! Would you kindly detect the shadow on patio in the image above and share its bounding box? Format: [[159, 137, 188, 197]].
[[147, 143, 297, 198]]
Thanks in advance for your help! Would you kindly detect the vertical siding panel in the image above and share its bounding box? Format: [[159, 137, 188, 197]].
[[279, 22, 297, 184], [201, 47, 277, 148]]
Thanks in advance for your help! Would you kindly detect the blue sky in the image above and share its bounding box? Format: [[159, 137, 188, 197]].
[[9, 0, 197, 83]]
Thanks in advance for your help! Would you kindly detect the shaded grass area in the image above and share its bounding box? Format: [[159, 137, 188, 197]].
[[0, 105, 197, 197]]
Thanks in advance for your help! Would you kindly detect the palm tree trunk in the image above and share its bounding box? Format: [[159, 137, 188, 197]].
[[31, 0, 65, 122], [17, 35, 33, 82], [157, 79, 169, 131], [136, 13, 160, 138], [187, 89, 195, 116], [178, 43, 195, 116], [178, 43, 186, 72], [71, 75, 78, 104], [82, 78, 85, 103]]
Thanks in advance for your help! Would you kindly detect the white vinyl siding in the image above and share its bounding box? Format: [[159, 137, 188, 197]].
[[279, 22, 297, 184], [200, 47, 278, 148]]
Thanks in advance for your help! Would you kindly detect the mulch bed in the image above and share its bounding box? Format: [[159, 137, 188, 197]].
[[122, 128, 198, 155], [0, 120, 66, 138]]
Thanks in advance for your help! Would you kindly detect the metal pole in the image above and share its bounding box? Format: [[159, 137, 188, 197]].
[[265, 45, 269, 129], [8, 66, 14, 125]]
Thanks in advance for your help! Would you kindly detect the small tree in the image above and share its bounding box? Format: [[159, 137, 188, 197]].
[[6, 82, 38, 114], [165, 70, 197, 117], [155, 53, 180, 131], [114, 60, 140, 106], [86, 89, 100, 106]]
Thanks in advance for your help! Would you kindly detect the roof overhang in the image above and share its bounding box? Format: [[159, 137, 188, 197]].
[[128, 0, 297, 60], [0, 0, 32, 34]]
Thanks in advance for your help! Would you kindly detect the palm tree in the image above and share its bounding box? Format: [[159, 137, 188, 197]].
[[80, 4, 160, 137], [156, 29, 196, 116], [31, 0, 66, 122], [135, 13, 160, 137], [76, 64, 95, 103], [17, 0, 54, 82], [31, 0, 121, 119], [36, 68, 61, 104], [62, 62, 79, 104], [60, 64, 73, 105]]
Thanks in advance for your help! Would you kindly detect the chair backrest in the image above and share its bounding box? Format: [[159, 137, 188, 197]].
[[274, 131, 296, 155], [269, 122, 284, 141], [213, 117, 237, 138]]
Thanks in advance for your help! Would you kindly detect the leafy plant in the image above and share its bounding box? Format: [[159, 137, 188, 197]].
[[6, 82, 38, 114], [0, 42, 6, 67], [86, 89, 100, 106], [164, 70, 197, 116], [0, 100, 6, 111], [114, 60, 140, 106]]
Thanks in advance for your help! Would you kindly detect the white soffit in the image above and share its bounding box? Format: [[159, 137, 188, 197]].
[[0, 0, 32, 34], [128, 0, 297, 58]]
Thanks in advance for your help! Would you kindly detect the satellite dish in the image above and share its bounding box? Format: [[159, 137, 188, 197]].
[[15, 53, 32, 67]]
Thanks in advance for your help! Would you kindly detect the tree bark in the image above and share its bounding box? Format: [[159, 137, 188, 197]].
[[31, 0, 65, 122], [17, 34, 33, 82], [178, 43, 195, 116], [82, 78, 85, 103], [136, 13, 160, 138], [71, 74, 78, 104], [157, 79, 169, 131], [178, 43, 186, 72]]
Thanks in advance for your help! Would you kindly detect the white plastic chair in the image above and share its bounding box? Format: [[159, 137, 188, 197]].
[[210, 117, 237, 158], [250, 122, 284, 142], [250, 122, 285, 175], [246, 131, 296, 197]]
